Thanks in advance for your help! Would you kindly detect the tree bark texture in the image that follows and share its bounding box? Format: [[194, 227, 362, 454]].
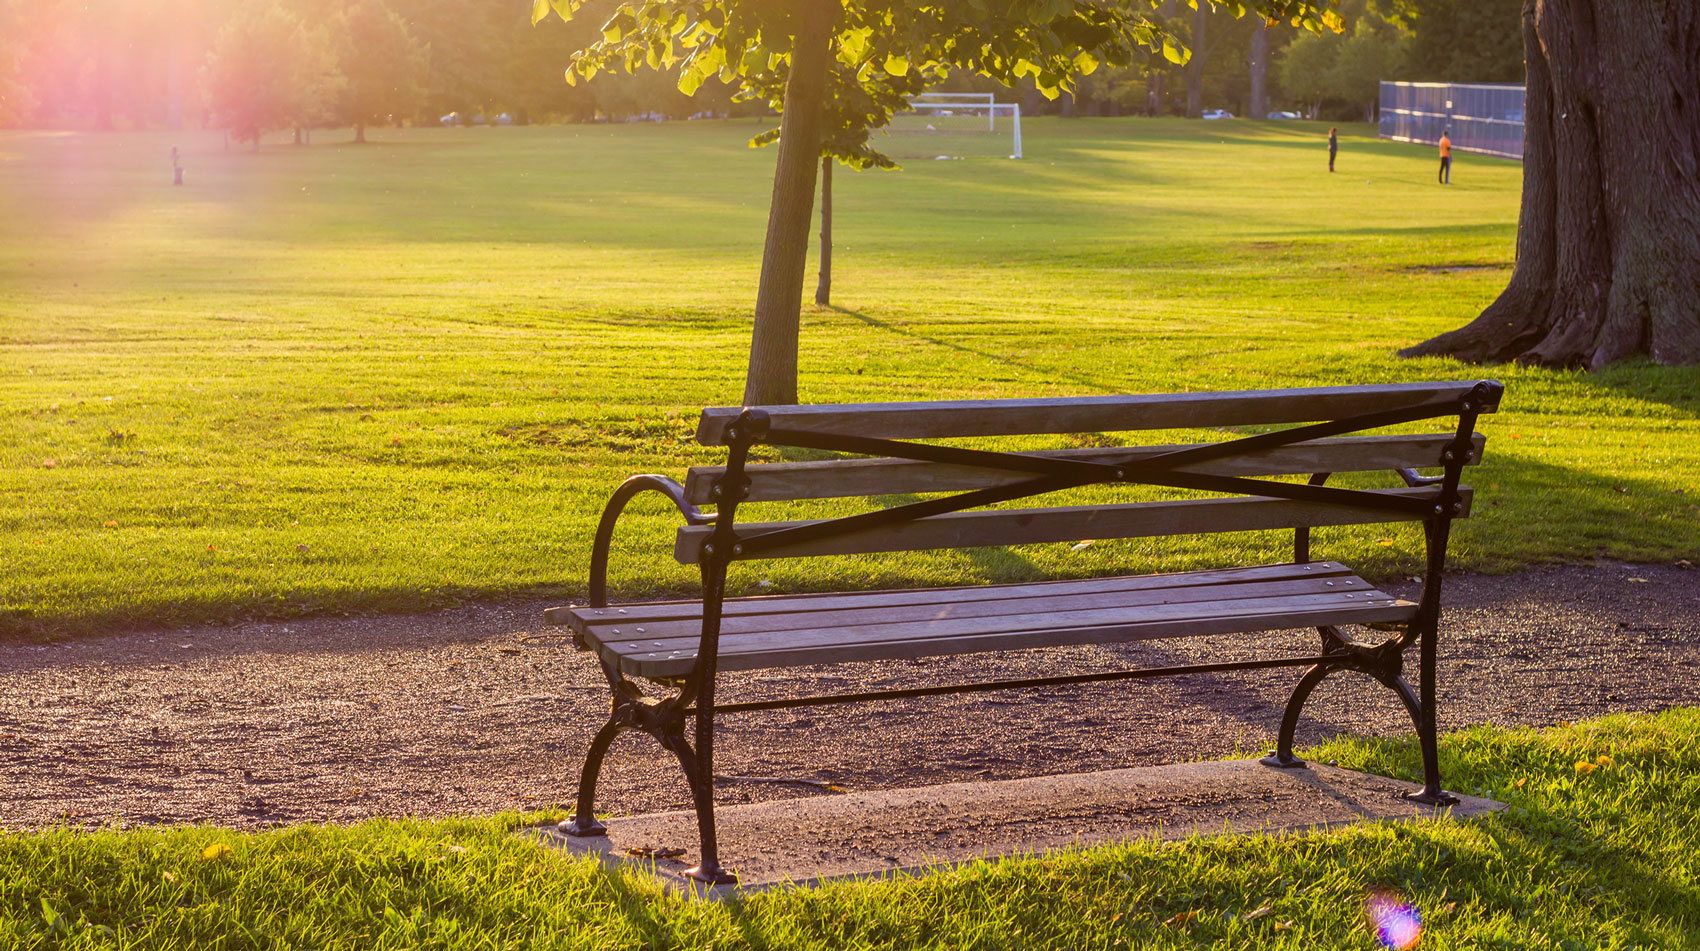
[[743, 0, 833, 406], [1185, 5, 1205, 119], [815, 156, 832, 307], [1403, 0, 1700, 367], [1248, 24, 1268, 119]]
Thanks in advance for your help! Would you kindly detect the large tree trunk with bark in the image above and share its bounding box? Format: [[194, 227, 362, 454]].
[[814, 156, 832, 307], [1403, 0, 1700, 367], [743, 1, 833, 405]]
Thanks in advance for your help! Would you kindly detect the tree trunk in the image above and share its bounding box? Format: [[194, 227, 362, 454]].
[[1248, 23, 1268, 119], [1185, 5, 1205, 118], [814, 156, 832, 307], [743, 0, 833, 406], [1403, 0, 1700, 367], [355, 121, 366, 143]]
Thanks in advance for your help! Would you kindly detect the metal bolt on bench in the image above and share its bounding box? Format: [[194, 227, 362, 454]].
[[546, 380, 1503, 885]]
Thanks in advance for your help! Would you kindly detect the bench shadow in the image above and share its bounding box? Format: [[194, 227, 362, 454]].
[[585, 775, 1699, 948]]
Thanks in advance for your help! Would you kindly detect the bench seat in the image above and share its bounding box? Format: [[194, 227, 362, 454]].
[[552, 561, 1415, 679]]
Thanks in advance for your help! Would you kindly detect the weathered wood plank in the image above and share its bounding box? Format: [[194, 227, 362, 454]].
[[673, 486, 1471, 563], [555, 561, 1358, 631], [582, 576, 1379, 642], [683, 433, 1486, 503], [696, 380, 1501, 444], [596, 588, 1401, 657], [607, 595, 1418, 678]]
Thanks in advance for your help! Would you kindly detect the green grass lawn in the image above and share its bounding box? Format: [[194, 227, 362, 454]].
[[4, 710, 1696, 949], [2, 118, 1696, 638]]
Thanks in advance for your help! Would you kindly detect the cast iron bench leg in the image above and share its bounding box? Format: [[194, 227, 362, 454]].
[[1403, 617, 1460, 806], [562, 718, 623, 837]]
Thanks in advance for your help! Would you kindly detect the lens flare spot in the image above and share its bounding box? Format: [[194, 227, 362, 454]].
[[1365, 890, 1422, 949]]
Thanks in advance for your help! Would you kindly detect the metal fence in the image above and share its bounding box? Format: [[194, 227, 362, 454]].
[[1379, 81, 1525, 160]]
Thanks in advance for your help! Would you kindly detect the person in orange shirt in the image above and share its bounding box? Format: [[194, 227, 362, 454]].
[[1438, 130, 1452, 184]]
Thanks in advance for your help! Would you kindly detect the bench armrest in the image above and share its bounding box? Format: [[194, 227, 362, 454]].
[[1395, 467, 1445, 488], [588, 474, 715, 608]]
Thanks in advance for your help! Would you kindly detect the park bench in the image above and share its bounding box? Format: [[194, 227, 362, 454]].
[[544, 379, 1502, 884]]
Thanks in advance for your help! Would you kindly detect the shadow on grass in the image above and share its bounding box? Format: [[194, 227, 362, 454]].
[[1311, 732, 1699, 945], [6, 439, 1685, 650], [1569, 359, 1700, 419], [827, 305, 1107, 391]]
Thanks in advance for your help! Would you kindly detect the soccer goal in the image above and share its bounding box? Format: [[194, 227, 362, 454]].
[[882, 92, 1023, 160]]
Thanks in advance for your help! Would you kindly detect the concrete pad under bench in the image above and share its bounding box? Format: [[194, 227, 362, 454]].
[[527, 758, 1505, 894]]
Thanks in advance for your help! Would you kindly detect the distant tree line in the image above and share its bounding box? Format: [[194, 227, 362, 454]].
[[0, 0, 1520, 136], [0, 0, 749, 138], [984, 0, 1522, 121]]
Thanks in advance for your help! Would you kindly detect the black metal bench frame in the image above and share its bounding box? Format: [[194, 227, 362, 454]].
[[556, 381, 1501, 885]]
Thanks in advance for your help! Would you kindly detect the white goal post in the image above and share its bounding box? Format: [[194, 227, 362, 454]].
[[903, 92, 1023, 159]]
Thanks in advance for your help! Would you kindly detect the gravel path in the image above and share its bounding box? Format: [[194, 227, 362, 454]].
[[1, 562, 1695, 830]]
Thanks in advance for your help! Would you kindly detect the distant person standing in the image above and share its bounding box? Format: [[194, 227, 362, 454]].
[[1438, 130, 1452, 184], [1328, 127, 1337, 172]]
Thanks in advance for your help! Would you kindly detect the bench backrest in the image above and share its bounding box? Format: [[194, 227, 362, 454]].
[[675, 381, 1500, 565]]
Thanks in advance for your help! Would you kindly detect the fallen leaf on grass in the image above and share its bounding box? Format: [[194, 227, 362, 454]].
[[201, 843, 231, 861], [1574, 760, 1598, 775], [40, 459, 57, 469], [1071, 540, 1096, 552], [1243, 903, 1275, 921], [1163, 911, 1196, 926], [162, 871, 177, 882]]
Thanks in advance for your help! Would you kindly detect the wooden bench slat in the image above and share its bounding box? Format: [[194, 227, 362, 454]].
[[581, 575, 1378, 641], [683, 433, 1486, 503], [547, 561, 1359, 628], [696, 381, 1500, 444], [596, 587, 1402, 657], [605, 592, 1416, 678], [673, 486, 1470, 563]]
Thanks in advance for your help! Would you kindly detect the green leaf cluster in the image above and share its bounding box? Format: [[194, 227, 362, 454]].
[[535, 0, 1343, 167]]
